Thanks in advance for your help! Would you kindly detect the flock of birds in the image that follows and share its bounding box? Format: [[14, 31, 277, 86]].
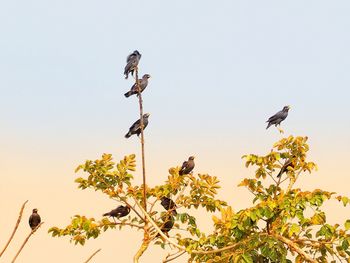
[[27, 51, 291, 237]]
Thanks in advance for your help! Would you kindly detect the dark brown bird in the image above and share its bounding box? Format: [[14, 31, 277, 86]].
[[277, 159, 295, 178], [124, 50, 141, 79], [266, 106, 290, 129], [179, 156, 195, 175], [125, 113, 150, 138], [156, 214, 174, 237], [161, 197, 177, 215], [103, 205, 131, 218], [29, 208, 41, 230], [124, 74, 151, 98]]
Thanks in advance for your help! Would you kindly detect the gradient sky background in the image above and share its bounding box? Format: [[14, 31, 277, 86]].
[[1, 1, 350, 262]]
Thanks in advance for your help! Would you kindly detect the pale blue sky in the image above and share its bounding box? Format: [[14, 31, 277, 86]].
[[1, 1, 350, 262], [1, 0, 350, 140]]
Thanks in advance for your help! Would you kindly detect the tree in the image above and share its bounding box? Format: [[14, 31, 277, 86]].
[[49, 55, 350, 263]]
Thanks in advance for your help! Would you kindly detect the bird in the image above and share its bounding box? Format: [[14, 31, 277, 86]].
[[29, 208, 41, 230], [160, 197, 177, 215], [179, 156, 195, 175], [156, 214, 174, 237], [103, 205, 131, 219], [266, 106, 290, 130], [125, 113, 150, 138], [277, 159, 294, 178], [124, 50, 141, 79], [124, 74, 151, 98]]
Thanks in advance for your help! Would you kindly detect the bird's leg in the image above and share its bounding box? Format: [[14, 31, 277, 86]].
[[277, 125, 284, 134], [112, 217, 117, 224]]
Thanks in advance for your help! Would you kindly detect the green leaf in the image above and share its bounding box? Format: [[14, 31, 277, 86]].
[[342, 196, 349, 206], [345, 220, 350, 230], [289, 223, 300, 237], [241, 253, 253, 263]]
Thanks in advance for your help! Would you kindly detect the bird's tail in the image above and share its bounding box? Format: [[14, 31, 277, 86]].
[[102, 212, 109, 217], [124, 91, 132, 98], [125, 132, 131, 138], [276, 171, 282, 178], [266, 123, 272, 129]]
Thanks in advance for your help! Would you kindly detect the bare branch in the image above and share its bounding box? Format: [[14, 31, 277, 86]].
[[83, 248, 101, 263], [163, 250, 186, 263], [272, 233, 317, 263], [135, 68, 147, 218], [0, 200, 28, 258], [133, 240, 150, 263], [11, 222, 44, 263]]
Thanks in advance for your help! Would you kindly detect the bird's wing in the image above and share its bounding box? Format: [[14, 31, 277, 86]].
[[267, 110, 283, 122], [181, 161, 188, 169], [126, 53, 136, 63], [29, 215, 33, 225], [130, 119, 141, 131]]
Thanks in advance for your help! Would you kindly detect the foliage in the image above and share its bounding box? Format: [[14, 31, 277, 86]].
[[49, 135, 350, 262]]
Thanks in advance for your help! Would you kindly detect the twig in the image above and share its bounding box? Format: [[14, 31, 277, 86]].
[[163, 251, 186, 263], [11, 222, 44, 263], [266, 170, 278, 184], [83, 248, 101, 263], [107, 222, 144, 229], [0, 200, 28, 258]]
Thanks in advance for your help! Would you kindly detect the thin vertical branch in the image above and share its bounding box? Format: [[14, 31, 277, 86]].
[[0, 200, 28, 258], [83, 248, 101, 263], [135, 68, 147, 219], [133, 240, 150, 263], [11, 222, 44, 263]]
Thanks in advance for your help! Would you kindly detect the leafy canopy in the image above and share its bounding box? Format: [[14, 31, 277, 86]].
[[49, 136, 350, 262]]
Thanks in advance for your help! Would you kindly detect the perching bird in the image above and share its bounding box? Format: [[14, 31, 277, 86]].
[[125, 113, 150, 138], [179, 156, 195, 175], [124, 50, 141, 79], [156, 214, 174, 237], [266, 106, 290, 130], [277, 159, 295, 178], [103, 205, 131, 219], [124, 74, 151, 98], [29, 208, 41, 230], [161, 197, 177, 215]]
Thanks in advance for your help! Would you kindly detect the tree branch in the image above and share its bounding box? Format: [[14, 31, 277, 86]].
[[0, 200, 28, 258], [133, 197, 270, 256], [133, 240, 150, 263], [163, 251, 186, 263], [83, 248, 101, 263], [11, 222, 44, 263], [135, 68, 147, 218], [271, 233, 317, 263]]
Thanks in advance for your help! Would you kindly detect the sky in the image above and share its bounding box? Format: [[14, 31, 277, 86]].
[[1, 1, 350, 262]]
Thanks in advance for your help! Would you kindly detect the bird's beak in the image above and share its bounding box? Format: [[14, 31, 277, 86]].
[[288, 105, 291, 109]]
